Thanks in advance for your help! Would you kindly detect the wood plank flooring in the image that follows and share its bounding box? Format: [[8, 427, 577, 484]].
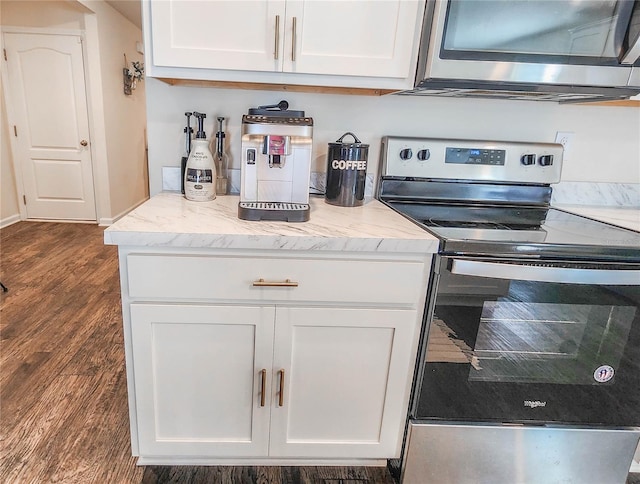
[[0, 222, 396, 484], [2, 221, 639, 484]]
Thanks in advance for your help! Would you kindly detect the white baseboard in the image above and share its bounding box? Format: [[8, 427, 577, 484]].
[[0, 214, 21, 229], [136, 456, 386, 466], [99, 197, 149, 226], [631, 460, 640, 473], [0, 200, 150, 228]]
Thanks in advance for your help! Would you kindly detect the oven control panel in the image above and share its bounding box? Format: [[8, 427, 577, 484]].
[[445, 147, 506, 165], [380, 136, 563, 184]]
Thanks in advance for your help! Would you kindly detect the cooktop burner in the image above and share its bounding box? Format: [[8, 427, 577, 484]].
[[419, 212, 544, 230], [422, 218, 543, 231], [422, 219, 540, 230]]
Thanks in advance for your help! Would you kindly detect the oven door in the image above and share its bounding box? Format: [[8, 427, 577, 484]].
[[414, 256, 640, 427]]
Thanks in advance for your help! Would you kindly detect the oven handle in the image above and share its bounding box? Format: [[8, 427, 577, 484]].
[[450, 259, 640, 285]]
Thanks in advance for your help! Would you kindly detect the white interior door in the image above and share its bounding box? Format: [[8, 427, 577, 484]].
[[3, 32, 96, 221]]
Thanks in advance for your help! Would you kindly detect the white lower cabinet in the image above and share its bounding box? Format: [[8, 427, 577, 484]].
[[122, 248, 431, 463], [130, 304, 275, 457], [269, 307, 418, 458], [130, 303, 417, 459]]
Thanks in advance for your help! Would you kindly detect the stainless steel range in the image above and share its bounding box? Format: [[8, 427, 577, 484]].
[[377, 137, 640, 484]]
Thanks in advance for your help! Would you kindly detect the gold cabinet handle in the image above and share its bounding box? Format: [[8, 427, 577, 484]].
[[260, 369, 267, 407], [252, 278, 298, 287], [80, 140, 88, 147], [291, 16, 297, 61], [278, 369, 285, 407], [274, 15, 280, 60]]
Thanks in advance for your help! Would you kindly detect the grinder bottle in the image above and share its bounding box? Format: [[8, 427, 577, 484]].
[[184, 112, 216, 201], [214, 116, 228, 195]]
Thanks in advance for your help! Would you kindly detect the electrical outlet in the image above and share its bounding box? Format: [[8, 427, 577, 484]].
[[555, 131, 574, 160], [162, 166, 181, 191]]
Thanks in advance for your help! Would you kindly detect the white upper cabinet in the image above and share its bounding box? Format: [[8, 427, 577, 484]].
[[150, 0, 286, 72], [283, 1, 419, 79], [144, 0, 426, 90]]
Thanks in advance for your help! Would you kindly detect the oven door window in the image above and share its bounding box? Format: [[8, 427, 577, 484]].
[[416, 258, 640, 426], [466, 301, 633, 385]]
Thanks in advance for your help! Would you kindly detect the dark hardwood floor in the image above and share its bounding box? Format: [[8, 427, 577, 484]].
[[1, 221, 638, 483], [1, 222, 141, 483], [0, 221, 395, 484]]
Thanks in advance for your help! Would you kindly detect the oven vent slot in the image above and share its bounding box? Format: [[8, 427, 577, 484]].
[[481, 260, 637, 271]]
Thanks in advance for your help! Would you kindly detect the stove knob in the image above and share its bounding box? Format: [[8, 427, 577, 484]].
[[399, 148, 413, 160], [417, 149, 431, 161], [539, 154, 554, 166], [521, 154, 536, 165]]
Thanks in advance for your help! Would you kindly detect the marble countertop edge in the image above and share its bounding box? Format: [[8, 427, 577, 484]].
[[103, 232, 439, 253], [103, 193, 440, 253]]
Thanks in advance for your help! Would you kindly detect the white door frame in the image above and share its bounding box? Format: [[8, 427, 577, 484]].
[[1, 25, 106, 223]]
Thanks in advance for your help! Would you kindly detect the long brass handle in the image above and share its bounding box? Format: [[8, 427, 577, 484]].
[[291, 17, 297, 61], [252, 278, 298, 287], [260, 369, 267, 407], [274, 15, 280, 60], [278, 369, 285, 406]]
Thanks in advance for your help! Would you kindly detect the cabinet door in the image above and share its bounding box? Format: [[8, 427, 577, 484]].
[[150, 0, 286, 72], [283, 0, 423, 78], [269, 307, 418, 458], [130, 304, 275, 457]]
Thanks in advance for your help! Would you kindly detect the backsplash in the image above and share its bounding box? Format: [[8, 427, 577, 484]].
[[163, 164, 638, 209], [162, 168, 375, 199], [146, 80, 640, 199], [551, 182, 640, 207]]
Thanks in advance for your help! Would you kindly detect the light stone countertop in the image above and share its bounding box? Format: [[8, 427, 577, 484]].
[[104, 192, 440, 253], [554, 205, 640, 232]]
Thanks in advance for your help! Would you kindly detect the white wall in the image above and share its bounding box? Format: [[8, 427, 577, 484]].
[[1, 75, 19, 227], [0, 0, 148, 226], [145, 79, 640, 197], [80, 0, 149, 220], [0, 0, 85, 29]]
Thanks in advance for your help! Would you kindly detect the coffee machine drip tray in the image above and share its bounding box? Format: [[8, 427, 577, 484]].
[[238, 201, 310, 222]]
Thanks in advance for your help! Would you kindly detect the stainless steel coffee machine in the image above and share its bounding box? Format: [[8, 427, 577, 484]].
[[239, 101, 313, 222]]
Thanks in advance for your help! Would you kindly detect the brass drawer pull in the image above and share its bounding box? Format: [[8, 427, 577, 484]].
[[260, 369, 267, 407], [291, 16, 297, 61], [274, 15, 280, 60], [278, 369, 285, 407], [252, 278, 298, 287]]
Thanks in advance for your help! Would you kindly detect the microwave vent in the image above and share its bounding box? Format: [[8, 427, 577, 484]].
[[400, 80, 640, 103]]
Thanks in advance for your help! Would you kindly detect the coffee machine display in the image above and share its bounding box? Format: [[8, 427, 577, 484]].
[[239, 101, 313, 222]]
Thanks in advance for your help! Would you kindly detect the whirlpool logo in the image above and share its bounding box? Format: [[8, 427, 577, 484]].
[[524, 400, 547, 408]]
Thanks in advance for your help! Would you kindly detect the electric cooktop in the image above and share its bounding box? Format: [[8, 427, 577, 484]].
[[387, 202, 640, 260], [378, 137, 640, 260]]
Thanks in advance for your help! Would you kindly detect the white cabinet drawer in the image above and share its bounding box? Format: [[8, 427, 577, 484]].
[[126, 254, 426, 305]]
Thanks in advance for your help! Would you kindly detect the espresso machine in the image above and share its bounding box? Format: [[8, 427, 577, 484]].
[[239, 101, 313, 222]]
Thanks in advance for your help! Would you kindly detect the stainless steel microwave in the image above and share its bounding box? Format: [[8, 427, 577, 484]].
[[404, 0, 640, 102]]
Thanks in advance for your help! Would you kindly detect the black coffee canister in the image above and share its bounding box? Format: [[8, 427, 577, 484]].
[[325, 132, 369, 207]]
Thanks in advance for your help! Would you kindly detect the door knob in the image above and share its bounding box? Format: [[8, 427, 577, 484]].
[[80, 140, 88, 147]]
